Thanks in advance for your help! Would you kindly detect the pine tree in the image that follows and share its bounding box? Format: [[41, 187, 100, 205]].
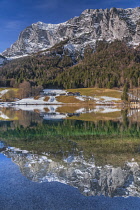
[[121, 83, 129, 101]]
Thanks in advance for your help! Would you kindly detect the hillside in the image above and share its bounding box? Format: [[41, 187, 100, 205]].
[[55, 40, 140, 89], [2, 7, 140, 58], [0, 40, 140, 89]]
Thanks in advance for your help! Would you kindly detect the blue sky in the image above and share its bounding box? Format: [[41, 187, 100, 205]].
[[0, 0, 139, 52]]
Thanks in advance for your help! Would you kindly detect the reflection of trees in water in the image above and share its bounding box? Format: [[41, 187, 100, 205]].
[[16, 110, 43, 128], [122, 109, 129, 128], [0, 109, 140, 139], [1, 109, 140, 167], [0, 108, 43, 128]]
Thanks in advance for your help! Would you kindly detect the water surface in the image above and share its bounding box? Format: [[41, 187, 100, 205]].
[[1, 105, 140, 209]]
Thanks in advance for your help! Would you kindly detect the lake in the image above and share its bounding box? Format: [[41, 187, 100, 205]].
[[1, 105, 140, 209]]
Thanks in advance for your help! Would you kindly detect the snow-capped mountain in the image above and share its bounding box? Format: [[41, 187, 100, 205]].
[[2, 145, 140, 197], [2, 7, 140, 58]]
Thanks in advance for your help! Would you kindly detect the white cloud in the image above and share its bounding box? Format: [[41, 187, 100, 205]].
[[4, 20, 23, 31]]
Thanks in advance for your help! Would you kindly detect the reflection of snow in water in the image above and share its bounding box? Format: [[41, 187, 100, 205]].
[[75, 108, 86, 113], [47, 105, 61, 113], [75, 106, 121, 114], [3, 105, 62, 113], [13, 105, 48, 112], [95, 107, 120, 113], [0, 104, 122, 121], [43, 113, 67, 120], [3, 144, 140, 198], [0, 111, 9, 120]]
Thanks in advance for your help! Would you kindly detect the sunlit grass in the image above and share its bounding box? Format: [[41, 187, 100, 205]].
[[68, 111, 122, 121], [57, 105, 83, 113], [67, 88, 121, 98], [56, 96, 82, 103], [43, 96, 49, 101], [0, 88, 19, 101]]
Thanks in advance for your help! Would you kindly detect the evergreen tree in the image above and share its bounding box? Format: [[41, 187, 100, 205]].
[[121, 83, 129, 101]]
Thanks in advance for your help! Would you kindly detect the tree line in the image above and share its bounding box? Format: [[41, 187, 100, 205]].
[[0, 40, 140, 91]]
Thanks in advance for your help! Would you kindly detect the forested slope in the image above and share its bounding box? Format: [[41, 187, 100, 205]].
[[0, 40, 140, 89]]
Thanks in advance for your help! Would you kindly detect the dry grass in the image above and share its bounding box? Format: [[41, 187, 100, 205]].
[[0, 88, 19, 101], [67, 88, 121, 98], [43, 96, 49, 101], [0, 88, 7, 91], [68, 111, 121, 121], [56, 95, 96, 104], [0, 108, 19, 121], [56, 96, 82, 103], [44, 108, 50, 112], [0, 88, 18, 92], [57, 105, 83, 113], [34, 95, 40, 100], [76, 138, 140, 166]]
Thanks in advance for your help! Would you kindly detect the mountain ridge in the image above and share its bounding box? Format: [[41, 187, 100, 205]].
[[2, 7, 140, 58]]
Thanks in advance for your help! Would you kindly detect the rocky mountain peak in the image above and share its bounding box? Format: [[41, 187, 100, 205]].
[[3, 144, 140, 197], [2, 7, 140, 58]]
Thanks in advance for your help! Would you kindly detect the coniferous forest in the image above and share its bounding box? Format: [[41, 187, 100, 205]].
[[0, 40, 140, 89]]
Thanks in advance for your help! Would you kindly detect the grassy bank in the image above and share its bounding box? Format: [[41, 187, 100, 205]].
[[67, 88, 122, 98]]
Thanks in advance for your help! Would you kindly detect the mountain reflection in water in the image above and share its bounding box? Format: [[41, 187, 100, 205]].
[[0, 106, 140, 198], [1, 142, 140, 198]]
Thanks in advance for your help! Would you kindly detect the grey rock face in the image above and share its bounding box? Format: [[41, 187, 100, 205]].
[[2, 7, 140, 58], [3, 146, 140, 197]]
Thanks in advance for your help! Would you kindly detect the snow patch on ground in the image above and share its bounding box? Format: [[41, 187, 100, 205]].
[[0, 89, 9, 96], [6, 54, 29, 60], [14, 96, 62, 105], [48, 96, 60, 103], [14, 97, 46, 105], [43, 89, 67, 95], [94, 96, 121, 104], [0, 88, 121, 107], [100, 96, 121, 101], [75, 96, 85, 101], [14, 105, 47, 112]]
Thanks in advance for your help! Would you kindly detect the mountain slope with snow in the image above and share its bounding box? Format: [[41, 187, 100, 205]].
[[2, 7, 140, 58], [0, 55, 7, 66]]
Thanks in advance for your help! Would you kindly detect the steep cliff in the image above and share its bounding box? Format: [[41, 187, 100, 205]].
[[2, 7, 140, 58], [3, 145, 140, 197]]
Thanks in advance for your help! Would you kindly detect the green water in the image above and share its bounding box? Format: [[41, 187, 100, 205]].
[[0, 108, 140, 166]]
